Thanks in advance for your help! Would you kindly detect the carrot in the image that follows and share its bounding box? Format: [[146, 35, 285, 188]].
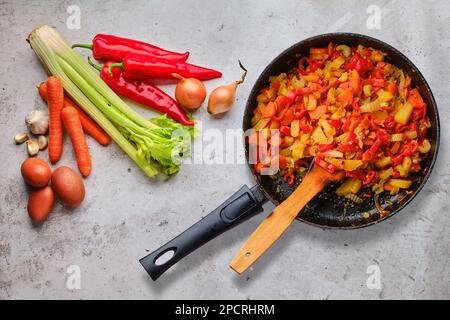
[[46, 76, 64, 163], [61, 107, 92, 177], [39, 82, 110, 146]]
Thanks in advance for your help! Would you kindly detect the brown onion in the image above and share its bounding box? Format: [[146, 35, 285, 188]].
[[172, 73, 206, 110], [207, 61, 247, 115]]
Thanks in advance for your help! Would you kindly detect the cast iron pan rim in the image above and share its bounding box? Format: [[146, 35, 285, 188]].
[[242, 32, 440, 230]]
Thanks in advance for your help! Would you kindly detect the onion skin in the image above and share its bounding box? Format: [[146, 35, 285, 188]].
[[207, 83, 238, 115], [173, 73, 206, 110], [207, 61, 247, 115]]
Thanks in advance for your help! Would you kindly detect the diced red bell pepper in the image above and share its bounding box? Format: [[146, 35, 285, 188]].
[[294, 109, 308, 120], [329, 119, 342, 130], [279, 125, 291, 137], [408, 88, 425, 108], [272, 106, 289, 122], [261, 101, 276, 118], [363, 49, 372, 57], [308, 104, 328, 120], [354, 56, 367, 73], [280, 109, 294, 126], [276, 95, 291, 109], [300, 123, 312, 133], [318, 142, 336, 153], [344, 53, 360, 70], [337, 88, 353, 106], [387, 82, 397, 95]]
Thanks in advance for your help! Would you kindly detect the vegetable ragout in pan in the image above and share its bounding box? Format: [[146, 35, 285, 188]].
[[250, 43, 432, 203]]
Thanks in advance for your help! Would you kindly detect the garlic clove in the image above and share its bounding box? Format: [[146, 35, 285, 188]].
[[25, 109, 49, 135], [26, 140, 39, 157], [38, 135, 48, 150], [14, 133, 29, 144]]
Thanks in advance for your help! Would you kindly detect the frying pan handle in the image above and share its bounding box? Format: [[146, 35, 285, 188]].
[[140, 185, 267, 281]]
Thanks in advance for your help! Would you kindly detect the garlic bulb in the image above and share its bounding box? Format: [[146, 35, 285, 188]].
[[25, 109, 49, 135]]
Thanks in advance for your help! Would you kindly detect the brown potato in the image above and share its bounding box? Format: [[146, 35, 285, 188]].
[[21, 158, 52, 187], [51, 166, 85, 206], [28, 186, 54, 222]]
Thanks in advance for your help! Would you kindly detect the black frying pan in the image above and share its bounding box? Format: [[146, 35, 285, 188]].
[[140, 33, 440, 281]]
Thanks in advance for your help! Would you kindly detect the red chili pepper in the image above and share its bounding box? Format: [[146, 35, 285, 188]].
[[383, 115, 396, 130], [346, 170, 366, 180], [391, 140, 419, 165], [412, 108, 424, 122], [314, 157, 336, 173], [72, 34, 189, 62], [88, 58, 194, 126], [283, 172, 295, 187], [376, 129, 390, 145], [363, 170, 376, 185], [108, 53, 222, 80], [364, 130, 390, 161], [340, 132, 360, 153], [318, 142, 336, 153], [348, 120, 361, 133]]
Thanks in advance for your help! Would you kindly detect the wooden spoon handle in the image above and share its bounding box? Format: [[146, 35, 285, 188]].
[[229, 166, 331, 274]]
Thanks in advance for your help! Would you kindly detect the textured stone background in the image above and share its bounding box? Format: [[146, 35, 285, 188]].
[[0, 0, 449, 299]]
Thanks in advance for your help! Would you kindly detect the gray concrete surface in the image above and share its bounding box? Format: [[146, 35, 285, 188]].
[[1, 0, 449, 300]]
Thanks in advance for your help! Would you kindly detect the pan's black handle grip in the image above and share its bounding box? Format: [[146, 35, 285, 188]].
[[140, 185, 267, 281]]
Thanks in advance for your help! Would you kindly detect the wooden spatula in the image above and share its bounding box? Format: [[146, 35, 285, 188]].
[[230, 164, 344, 274]]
